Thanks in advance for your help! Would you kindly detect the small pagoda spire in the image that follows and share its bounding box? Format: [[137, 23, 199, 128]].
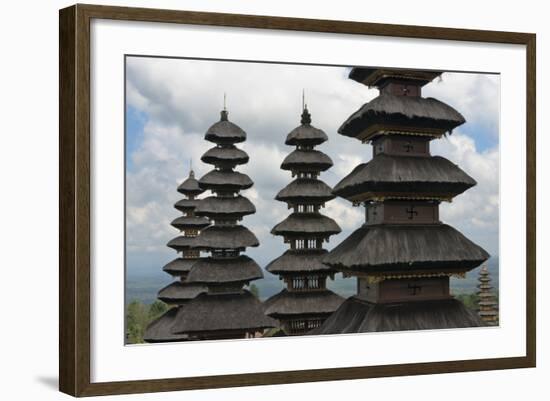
[[264, 105, 343, 336], [477, 265, 498, 326], [143, 167, 211, 343]]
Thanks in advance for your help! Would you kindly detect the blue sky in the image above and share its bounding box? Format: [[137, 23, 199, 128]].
[[125, 57, 500, 277]]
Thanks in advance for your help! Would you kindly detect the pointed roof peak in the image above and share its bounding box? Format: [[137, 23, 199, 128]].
[[301, 107, 312, 125], [189, 159, 195, 178], [220, 109, 229, 121]]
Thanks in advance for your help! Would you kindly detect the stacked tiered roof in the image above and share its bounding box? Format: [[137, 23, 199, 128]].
[[170, 108, 275, 340], [144, 169, 210, 342], [477, 265, 499, 326], [264, 107, 344, 335], [316, 67, 490, 333]]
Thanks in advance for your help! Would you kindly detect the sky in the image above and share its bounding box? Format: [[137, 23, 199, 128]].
[[125, 56, 500, 278]]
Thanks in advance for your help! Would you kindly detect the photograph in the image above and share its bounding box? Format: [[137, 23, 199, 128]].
[[124, 58, 500, 344]]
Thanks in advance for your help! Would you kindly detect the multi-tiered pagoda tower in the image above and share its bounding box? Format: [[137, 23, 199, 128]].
[[144, 169, 210, 343], [170, 108, 275, 340], [317, 67, 490, 333], [264, 107, 344, 335], [477, 265, 498, 326]]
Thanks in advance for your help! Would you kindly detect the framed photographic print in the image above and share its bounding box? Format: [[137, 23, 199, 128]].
[[59, 4, 536, 397]]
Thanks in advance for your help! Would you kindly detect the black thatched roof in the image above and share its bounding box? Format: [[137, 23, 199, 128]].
[[195, 195, 255, 219], [177, 171, 204, 196], [143, 308, 189, 343], [201, 146, 249, 167], [162, 257, 197, 275], [333, 154, 476, 201], [285, 110, 328, 147], [281, 149, 333, 172], [276, 178, 335, 203], [205, 110, 246, 144], [266, 249, 333, 273], [338, 94, 465, 139], [313, 296, 481, 334], [285, 126, 328, 146], [193, 225, 259, 250], [172, 291, 276, 333], [348, 67, 442, 88], [187, 255, 263, 284], [322, 224, 489, 271], [199, 170, 253, 191], [174, 198, 201, 212], [170, 215, 210, 230], [271, 213, 341, 237], [157, 281, 207, 303], [167, 235, 196, 251], [264, 289, 344, 317]]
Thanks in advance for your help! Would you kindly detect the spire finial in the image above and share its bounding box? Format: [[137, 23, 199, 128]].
[[220, 93, 229, 121], [300, 90, 311, 125], [189, 158, 194, 177]]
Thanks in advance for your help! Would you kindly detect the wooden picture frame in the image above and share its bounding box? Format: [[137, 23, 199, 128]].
[[59, 3, 536, 397]]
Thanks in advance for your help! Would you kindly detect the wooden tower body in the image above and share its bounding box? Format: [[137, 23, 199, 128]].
[[169, 109, 275, 340], [317, 68, 490, 333]]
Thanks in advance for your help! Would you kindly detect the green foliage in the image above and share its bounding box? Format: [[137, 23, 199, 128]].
[[149, 300, 169, 320], [125, 300, 168, 344], [248, 283, 260, 298], [455, 292, 480, 311]]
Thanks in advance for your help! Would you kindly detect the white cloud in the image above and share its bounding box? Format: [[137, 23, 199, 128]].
[[424, 72, 500, 141], [432, 132, 499, 255], [125, 58, 500, 271]]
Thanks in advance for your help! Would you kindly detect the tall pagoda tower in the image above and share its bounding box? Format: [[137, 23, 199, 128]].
[[264, 106, 344, 335], [143, 169, 210, 343], [477, 265, 498, 326], [317, 67, 490, 333], [170, 107, 276, 340]]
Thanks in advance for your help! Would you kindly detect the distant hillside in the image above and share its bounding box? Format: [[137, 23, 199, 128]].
[[126, 257, 498, 305]]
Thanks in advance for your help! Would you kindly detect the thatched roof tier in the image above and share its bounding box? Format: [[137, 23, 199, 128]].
[[285, 109, 328, 146], [170, 215, 210, 230], [143, 308, 189, 343], [271, 213, 341, 237], [167, 235, 196, 251], [276, 178, 335, 203], [338, 94, 465, 140], [177, 171, 203, 196], [162, 258, 197, 275], [264, 289, 344, 317], [187, 255, 263, 284], [266, 249, 333, 273], [195, 195, 255, 219], [312, 296, 481, 334], [478, 300, 498, 307], [205, 110, 246, 144], [199, 170, 253, 191], [201, 146, 249, 167], [281, 149, 333, 172], [349, 67, 442, 88], [323, 224, 489, 271], [157, 282, 207, 304], [333, 154, 476, 201], [193, 225, 259, 250], [174, 198, 201, 212], [172, 291, 276, 333]]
